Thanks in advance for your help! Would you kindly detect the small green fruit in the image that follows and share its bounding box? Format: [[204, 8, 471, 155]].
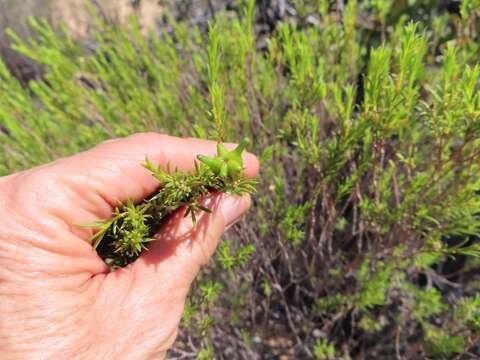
[[196, 138, 250, 179]]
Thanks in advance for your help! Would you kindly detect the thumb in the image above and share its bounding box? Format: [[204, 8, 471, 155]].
[[93, 193, 251, 356], [129, 193, 251, 298]]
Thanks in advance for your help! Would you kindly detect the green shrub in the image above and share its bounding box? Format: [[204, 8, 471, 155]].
[[313, 339, 337, 360], [1, 0, 480, 357]]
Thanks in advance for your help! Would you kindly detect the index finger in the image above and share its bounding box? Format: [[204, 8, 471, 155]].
[[52, 132, 260, 208]]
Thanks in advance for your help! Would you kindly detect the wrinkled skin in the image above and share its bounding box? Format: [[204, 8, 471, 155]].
[[0, 133, 259, 359]]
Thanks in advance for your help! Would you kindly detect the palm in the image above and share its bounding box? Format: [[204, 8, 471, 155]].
[[0, 133, 258, 359]]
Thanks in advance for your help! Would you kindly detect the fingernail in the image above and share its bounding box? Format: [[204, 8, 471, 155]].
[[219, 195, 250, 228]]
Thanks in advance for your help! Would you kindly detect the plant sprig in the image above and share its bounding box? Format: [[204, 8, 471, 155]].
[[87, 138, 257, 268]]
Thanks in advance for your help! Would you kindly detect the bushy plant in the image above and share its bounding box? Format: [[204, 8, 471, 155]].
[[87, 139, 256, 268], [1, 0, 480, 358]]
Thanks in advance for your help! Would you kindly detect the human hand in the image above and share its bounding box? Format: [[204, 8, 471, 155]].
[[0, 133, 259, 359]]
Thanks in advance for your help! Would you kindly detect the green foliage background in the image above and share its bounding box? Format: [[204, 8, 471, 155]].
[[1, 0, 480, 358]]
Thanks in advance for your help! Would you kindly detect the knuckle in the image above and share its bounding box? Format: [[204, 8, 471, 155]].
[[6, 165, 61, 206]]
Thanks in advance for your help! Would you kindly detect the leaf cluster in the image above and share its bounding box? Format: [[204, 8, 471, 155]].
[[89, 140, 256, 268]]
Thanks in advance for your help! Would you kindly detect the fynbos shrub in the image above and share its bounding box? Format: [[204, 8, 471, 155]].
[[1, 0, 480, 358]]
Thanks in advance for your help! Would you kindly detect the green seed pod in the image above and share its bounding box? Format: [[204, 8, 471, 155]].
[[227, 159, 243, 178], [228, 138, 249, 160], [197, 154, 223, 174], [198, 138, 250, 178], [219, 161, 229, 178], [217, 143, 228, 157]]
